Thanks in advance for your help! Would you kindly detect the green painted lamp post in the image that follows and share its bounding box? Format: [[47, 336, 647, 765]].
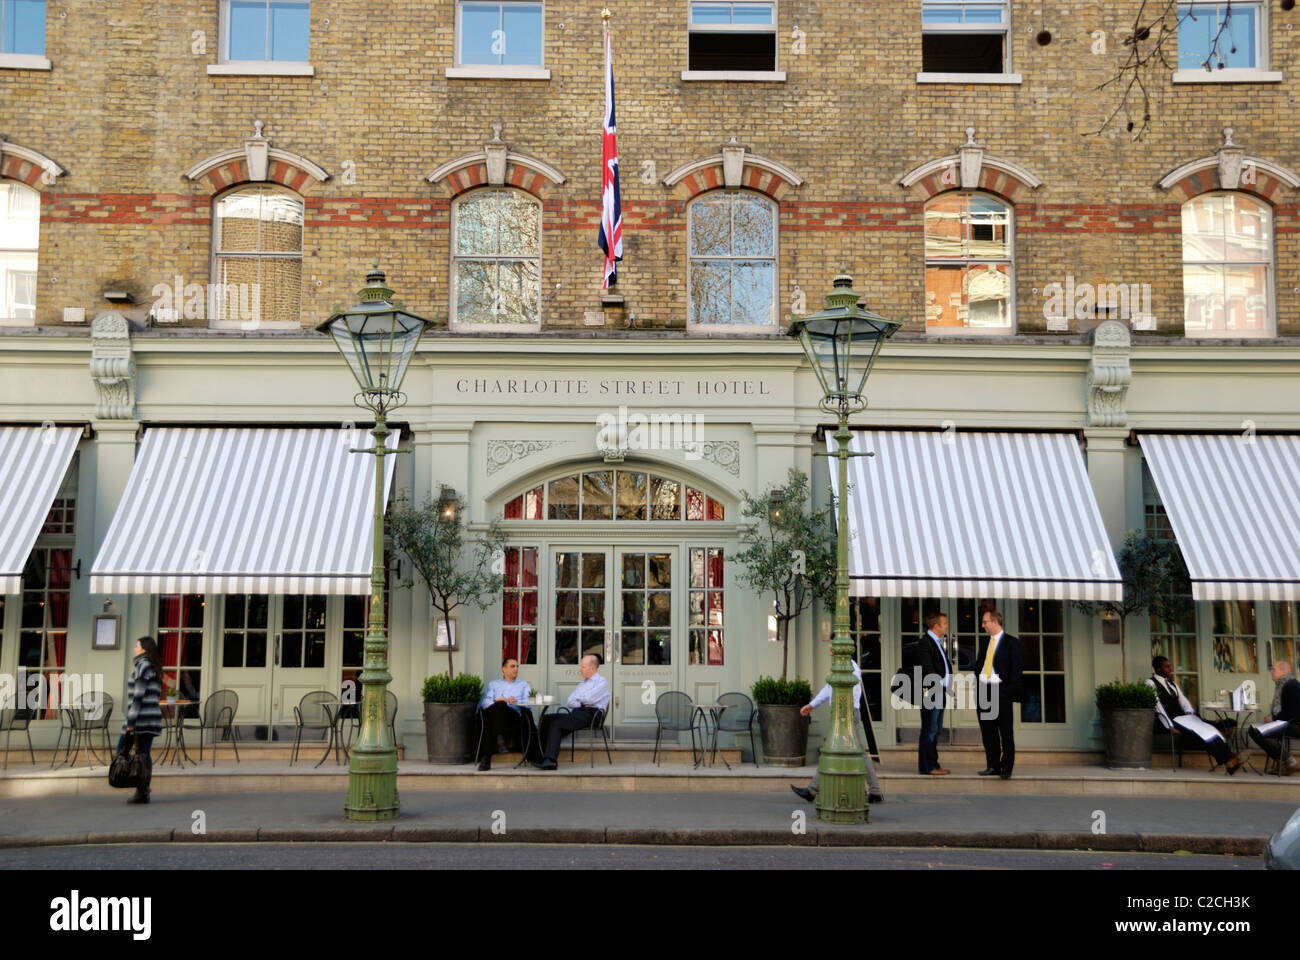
[[317, 266, 434, 822], [787, 272, 900, 824]]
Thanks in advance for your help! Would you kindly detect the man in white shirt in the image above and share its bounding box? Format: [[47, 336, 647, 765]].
[[975, 608, 1022, 779], [916, 612, 952, 775], [476, 656, 537, 771], [1148, 656, 1241, 773], [791, 643, 884, 804], [533, 654, 611, 770]]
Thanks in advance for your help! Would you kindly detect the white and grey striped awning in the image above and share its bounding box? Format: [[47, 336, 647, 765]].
[[828, 430, 1122, 602], [90, 427, 400, 595], [0, 426, 81, 593], [1139, 433, 1300, 602]]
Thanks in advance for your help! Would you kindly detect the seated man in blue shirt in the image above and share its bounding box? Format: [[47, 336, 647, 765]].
[[533, 654, 610, 770], [477, 656, 539, 771]]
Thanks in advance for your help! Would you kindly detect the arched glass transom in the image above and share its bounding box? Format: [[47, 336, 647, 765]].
[[504, 469, 725, 521]]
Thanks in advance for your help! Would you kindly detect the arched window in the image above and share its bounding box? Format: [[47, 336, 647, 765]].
[[1181, 192, 1273, 338], [0, 181, 39, 323], [924, 192, 1012, 333], [687, 191, 777, 328], [503, 469, 725, 521], [452, 188, 541, 328], [212, 185, 303, 328]]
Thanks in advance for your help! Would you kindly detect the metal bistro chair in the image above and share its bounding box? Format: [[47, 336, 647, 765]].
[[0, 708, 36, 768], [182, 689, 241, 766], [1153, 716, 1184, 770], [652, 691, 701, 766], [1264, 726, 1297, 777], [292, 691, 341, 767], [567, 703, 613, 768], [63, 692, 115, 768], [715, 691, 759, 766]]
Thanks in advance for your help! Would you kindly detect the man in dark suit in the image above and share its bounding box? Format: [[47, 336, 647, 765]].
[[974, 607, 1022, 779], [916, 611, 952, 775]]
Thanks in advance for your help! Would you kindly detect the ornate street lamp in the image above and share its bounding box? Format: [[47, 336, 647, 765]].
[[787, 272, 900, 824], [317, 265, 435, 822]]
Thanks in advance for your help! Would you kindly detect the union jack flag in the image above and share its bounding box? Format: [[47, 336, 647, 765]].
[[598, 30, 623, 289]]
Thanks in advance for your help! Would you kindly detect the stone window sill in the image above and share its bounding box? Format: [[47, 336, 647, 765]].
[[207, 62, 315, 76], [445, 65, 550, 80], [916, 72, 1022, 84], [1171, 68, 1283, 83], [680, 70, 786, 82], [0, 53, 52, 70]]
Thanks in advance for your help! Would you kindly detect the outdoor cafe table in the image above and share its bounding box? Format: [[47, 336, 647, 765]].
[[158, 699, 199, 767], [693, 703, 731, 769]]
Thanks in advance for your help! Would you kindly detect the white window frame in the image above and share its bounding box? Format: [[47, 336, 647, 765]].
[[1180, 191, 1275, 340], [447, 0, 550, 80], [1172, 1, 1281, 83], [923, 190, 1015, 337], [685, 189, 779, 334], [209, 0, 314, 76], [209, 184, 304, 331], [0, 0, 50, 69], [0, 180, 39, 327], [917, 0, 1020, 84], [682, 0, 785, 82], [449, 187, 543, 333]]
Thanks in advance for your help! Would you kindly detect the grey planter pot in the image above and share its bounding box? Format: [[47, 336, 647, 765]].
[[757, 703, 810, 767], [1100, 706, 1155, 769], [424, 701, 478, 764]]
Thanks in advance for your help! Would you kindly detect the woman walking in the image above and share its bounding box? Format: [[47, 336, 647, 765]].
[[119, 637, 164, 803]]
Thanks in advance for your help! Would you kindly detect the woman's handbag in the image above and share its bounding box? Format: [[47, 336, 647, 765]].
[[108, 732, 146, 789]]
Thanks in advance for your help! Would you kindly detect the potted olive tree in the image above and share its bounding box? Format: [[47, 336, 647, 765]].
[[389, 490, 506, 763], [733, 470, 835, 766], [1076, 530, 1191, 767]]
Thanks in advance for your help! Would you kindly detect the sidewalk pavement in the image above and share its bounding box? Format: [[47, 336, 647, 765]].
[[0, 789, 1292, 855]]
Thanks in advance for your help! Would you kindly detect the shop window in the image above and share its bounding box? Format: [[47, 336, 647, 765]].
[[1144, 466, 1199, 703], [1178, 2, 1261, 70], [924, 192, 1012, 333], [19, 547, 70, 718], [0, 0, 44, 55], [0, 181, 39, 323], [687, 1, 776, 72], [1181, 193, 1273, 338], [222, 0, 309, 62], [689, 547, 724, 665], [688, 191, 777, 327], [281, 594, 326, 669], [921, 0, 1009, 74], [222, 594, 269, 669], [212, 185, 303, 328], [501, 546, 539, 665], [622, 552, 673, 666], [505, 471, 723, 521], [554, 552, 606, 665], [850, 597, 882, 722], [1271, 602, 1299, 668], [458, 0, 543, 66], [342, 555, 391, 702], [452, 188, 541, 328], [1211, 601, 1257, 674], [157, 595, 205, 703], [1018, 600, 1066, 723]]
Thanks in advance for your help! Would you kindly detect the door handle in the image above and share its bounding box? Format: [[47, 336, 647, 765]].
[[274, 634, 281, 667]]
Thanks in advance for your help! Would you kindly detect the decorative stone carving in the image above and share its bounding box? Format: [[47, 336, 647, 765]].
[[487, 439, 571, 475], [90, 312, 136, 420], [485, 123, 508, 186], [1216, 126, 1245, 189], [1087, 320, 1132, 428], [244, 120, 270, 181], [681, 439, 741, 475], [958, 126, 983, 189], [721, 137, 746, 188]]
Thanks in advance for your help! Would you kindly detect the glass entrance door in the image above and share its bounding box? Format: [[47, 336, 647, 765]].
[[549, 547, 678, 738], [220, 594, 330, 735]]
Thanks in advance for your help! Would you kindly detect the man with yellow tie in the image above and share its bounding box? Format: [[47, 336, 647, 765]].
[[974, 607, 1023, 780]]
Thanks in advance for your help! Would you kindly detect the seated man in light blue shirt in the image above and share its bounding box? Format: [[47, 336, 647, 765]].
[[791, 644, 884, 804], [533, 654, 611, 770], [477, 656, 538, 771]]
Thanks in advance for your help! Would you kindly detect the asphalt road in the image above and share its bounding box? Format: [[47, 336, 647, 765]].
[[0, 843, 1264, 870]]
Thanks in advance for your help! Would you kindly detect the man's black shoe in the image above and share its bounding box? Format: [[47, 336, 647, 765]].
[[790, 785, 814, 802], [977, 768, 999, 776], [532, 760, 557, 770], [476, 757, 491, 771], [869, 794, 884, 804], [999, 771, 1013, 779]]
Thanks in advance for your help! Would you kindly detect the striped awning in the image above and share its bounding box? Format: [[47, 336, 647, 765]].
[[0, 426, 81, 593], [90, 427, 400, 595], [1139, 434, 1300, 601], [828, 430, 1122, 601]]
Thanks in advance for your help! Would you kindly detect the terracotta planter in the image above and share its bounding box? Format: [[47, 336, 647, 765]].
[[1100, 706, 1155, 769], [423, 701, 478, 764], [756, 703, 810, 767]]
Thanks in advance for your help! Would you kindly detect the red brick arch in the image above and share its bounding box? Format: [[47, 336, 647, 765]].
[[442, 160, 553, 198], [1163, 165, 1292, 203], [0, 142, 65, 192]]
